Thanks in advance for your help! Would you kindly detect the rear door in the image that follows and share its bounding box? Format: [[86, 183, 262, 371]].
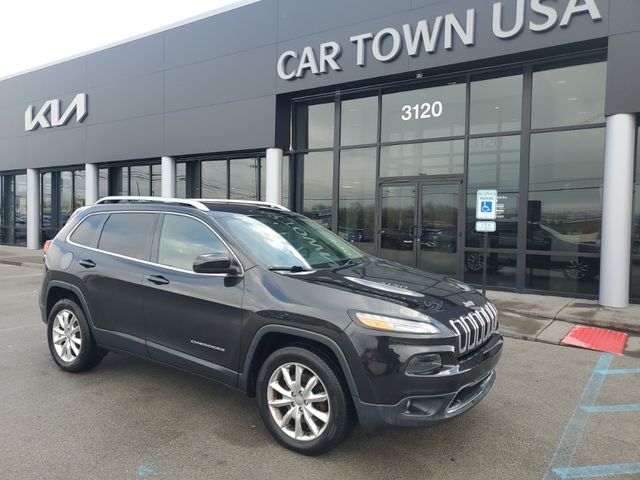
[[142, 213, 245, 384], [76, 211, 158, 356]]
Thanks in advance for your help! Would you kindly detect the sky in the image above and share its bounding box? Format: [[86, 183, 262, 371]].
[[0, 0, 241, 79]]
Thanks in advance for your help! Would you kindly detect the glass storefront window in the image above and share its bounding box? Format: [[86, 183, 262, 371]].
[[341, 96, 378, 146], [301, 151, 333, 228], [296, 102, 334, 150], [129, 165, 150, 196], [230, 158, 259, 200], [464, 252, 517, 288], [41, 173, 53, 241], [380, 140, 464, 177], [59, 171, 73, 225], [74, 170, 85, 210], [470, 75, 522, 134], [201, 160, 227, 199], [151, 164, 161, 196], [532, 62, 606, 129], [631, 125, 640, 300], [119, 167, 129, 196], [528, 129, 604, 253], [176, 163, 187, 198], [15, 174, 27, 246], [99, 169, 108, 198], [259, 156, 290, 207], [466, 136, 520, 249], [381, 83, 466, 142], [526, 254, 599, 295], [338, 148, 376, 254]]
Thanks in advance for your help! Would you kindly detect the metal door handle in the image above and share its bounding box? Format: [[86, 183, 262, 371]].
[[79, 259, 96, 268], [146, 275, 169, 285]]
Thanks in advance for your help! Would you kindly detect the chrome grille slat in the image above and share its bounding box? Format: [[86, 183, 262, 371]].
[[450, 303, 499, 356]]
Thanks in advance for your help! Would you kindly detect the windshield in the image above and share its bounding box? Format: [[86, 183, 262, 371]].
[[215, 210, 366, 269]]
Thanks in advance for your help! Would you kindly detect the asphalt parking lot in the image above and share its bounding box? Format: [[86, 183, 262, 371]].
[[1, 262, 639, 480]]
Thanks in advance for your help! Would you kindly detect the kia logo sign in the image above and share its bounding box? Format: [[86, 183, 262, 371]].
[[25, 93, 87, 131]]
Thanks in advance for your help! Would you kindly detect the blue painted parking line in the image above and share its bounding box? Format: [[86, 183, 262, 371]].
[[553, 462, 640, 479], [581, 403, 640, 414], [595, 368, 640, 375], [543, 353, 614, 480]]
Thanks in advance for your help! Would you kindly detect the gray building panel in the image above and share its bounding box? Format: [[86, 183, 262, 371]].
[[608, 0, 640, 35], [164, 95, 276, 156], [0, 76, 29, 109], [276, 0, 411, 42], [86, 115, 164, 163], [25, 58, 87, 106], [164, 45, 277, 113], [0, 137, 27, 171], [0, 104, 30, 139], [85, 72, 164, 125], [27, 126, 86, 168], [86, 33, 165, 88], [164, 0, 277, 69], [605, 31, 640, 116]]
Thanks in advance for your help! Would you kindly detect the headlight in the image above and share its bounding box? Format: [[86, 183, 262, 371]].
[[350, 311, 441, 335]]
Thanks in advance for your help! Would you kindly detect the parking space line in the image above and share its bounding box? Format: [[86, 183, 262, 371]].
[[580, 404, 640, 413], [543, 353, 614, 480], [552, 462, 640, 479], [595, 368, 640, 375]]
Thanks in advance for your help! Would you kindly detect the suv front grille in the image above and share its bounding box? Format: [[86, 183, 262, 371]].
[[450, 303, 498, 355]]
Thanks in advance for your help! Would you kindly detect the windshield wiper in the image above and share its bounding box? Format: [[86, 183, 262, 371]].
[[268, 265, 312, 273]]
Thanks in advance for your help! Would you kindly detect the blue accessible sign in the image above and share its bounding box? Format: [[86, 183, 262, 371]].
[[476, 189, 498, 220]]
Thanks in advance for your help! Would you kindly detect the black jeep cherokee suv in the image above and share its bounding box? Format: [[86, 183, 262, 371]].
[[39, 196, 502, 455]]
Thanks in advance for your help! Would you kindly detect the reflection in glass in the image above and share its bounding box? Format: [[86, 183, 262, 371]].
[[464, 253, 517, 288], [532, 62, 606, 129], [528, 129, 604, 252], [632, 127, 640, 299], [74, 170, 85, 210], [296, 102, 334, 150], [301, 152, 333, 228], [380, 140, 464, 177], [129, 165, 150, 196], [176, 163, 187, 198], [230, 158, 259, 200], [15, 174, 27, 246], [341, 97, 378, 146], [382, 83, 466, 142], [526, 255, 599, 295], [201, 160, 227, 199], [466, 136, 520, 249], [380, 185, 415, 266], [99, 169, 108, 198], [59, 171, 73, 225], [338, 148, 376, 254], [119, 167, 129, 196], [41, 173, 53, 241], [151, 164, 161, 196], [420, 183, 459, 276], [470, 75, 522, 134]]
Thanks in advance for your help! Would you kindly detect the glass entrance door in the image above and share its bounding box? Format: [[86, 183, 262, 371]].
[[378, 178, 463, 277]]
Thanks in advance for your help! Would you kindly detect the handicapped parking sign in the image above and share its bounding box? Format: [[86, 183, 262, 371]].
[[476, 190, 498, 220]]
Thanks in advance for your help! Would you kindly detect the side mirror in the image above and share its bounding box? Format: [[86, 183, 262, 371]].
[[193, 253, 239, 275]]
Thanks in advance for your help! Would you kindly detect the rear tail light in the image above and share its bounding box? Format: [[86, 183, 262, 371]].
[[43, 240, 51, 254]]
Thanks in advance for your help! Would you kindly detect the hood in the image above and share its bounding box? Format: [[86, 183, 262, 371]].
[[294, 256, 488, 319]]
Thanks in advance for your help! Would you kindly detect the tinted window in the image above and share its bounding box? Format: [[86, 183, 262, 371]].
[[69, 214, 106, 248], [158, 215, 227, 271], [129, 165, 150, 196], [98, 213, 156, 260], [341, 96, 378, 146], [229, 158, 259, 200], [380, 140, 464, 177], [470, 75, 522, 134], [296, 102, 334, 150], [301, 152, 333, 228], [202, 160, 227, 199], [532, 62, 606, 129]]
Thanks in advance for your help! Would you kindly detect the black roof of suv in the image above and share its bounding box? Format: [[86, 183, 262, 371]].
[[39, 196, 502, 454]]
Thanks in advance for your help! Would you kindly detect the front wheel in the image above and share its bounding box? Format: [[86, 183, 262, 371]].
[[256, 346, 355, 455]]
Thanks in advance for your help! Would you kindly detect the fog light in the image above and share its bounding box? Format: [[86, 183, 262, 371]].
[[406, 353, 443, 376]]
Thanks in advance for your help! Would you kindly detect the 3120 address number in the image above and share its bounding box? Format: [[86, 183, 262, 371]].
[[401, 101, 443, 121]]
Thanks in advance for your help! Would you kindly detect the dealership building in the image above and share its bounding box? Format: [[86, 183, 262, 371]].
[[0, 0, 639, 306]]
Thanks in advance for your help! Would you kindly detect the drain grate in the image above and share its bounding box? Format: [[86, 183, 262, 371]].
[[561, 325, 628, 354]]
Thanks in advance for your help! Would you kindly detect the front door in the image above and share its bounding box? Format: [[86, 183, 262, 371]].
[[378, 177, 463, 277]]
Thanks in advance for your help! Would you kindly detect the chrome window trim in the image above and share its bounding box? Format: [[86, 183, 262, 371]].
[[66, 210, 245, 278]]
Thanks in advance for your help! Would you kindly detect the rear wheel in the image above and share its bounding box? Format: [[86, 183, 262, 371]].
[[47, 299, 103, 372], [256, 346, 355, 455]]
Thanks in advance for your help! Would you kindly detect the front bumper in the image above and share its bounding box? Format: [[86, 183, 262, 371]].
[[352, 335, 502, 433]]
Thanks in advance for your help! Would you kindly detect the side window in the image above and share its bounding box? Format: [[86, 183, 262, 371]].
[[158, 215, 228, 271], [69, 214, 106, 248], [98, 213, 157, 260]]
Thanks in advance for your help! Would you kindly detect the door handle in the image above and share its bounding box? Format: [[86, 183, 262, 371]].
[[79, 259, 96, 269], [146, 274, 169, 285]]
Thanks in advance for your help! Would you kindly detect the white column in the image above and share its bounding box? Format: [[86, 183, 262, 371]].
[[85, 163, 99, 204], [161, 156, 176, 198], [26, 168, 40, 250], [599, 114, 637, 308], [265, 148, 283, 205]]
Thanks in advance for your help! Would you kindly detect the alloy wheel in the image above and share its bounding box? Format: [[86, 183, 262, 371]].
[[267, 362, 331, 441], [51, 309, 82, 363]]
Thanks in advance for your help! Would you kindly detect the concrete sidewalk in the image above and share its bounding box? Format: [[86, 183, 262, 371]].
[[0, 245, 43, 269]]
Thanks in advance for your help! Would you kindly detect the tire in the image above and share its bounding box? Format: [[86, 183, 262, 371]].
[[562, 259, 596, 281], [47, 298, 103, 372], [256, 345, 355, 455]]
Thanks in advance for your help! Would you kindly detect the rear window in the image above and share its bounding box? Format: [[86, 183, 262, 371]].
[[98, 213, 156, 260], [69, 214, 107, 248]]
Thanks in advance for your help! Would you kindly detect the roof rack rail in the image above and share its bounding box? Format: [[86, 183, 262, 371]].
[[94, 196, 290, 212], [95, 196, 209, 211]]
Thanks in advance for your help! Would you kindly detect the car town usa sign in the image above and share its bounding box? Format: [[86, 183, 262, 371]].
[[25, 93, 87, 131], [277, 0, 603, 80]]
